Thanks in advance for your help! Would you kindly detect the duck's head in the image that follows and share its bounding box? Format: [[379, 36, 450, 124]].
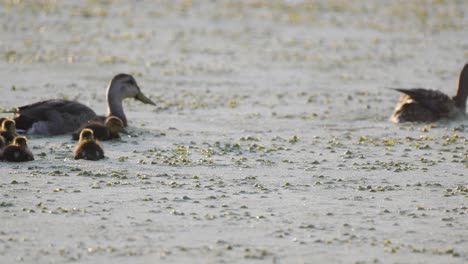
[[105, 116, 125, 134], [454, 63, 468, 112], [14, 136, 28, 147], [1, 118, 16, 134], [79, 128, 95, 142], [107, 74, 156, 105]]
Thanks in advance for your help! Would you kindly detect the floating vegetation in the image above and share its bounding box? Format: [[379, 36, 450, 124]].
[[357, 185, 397, 192], [240, 135, 260, 141], [288, 135, 299, 143], [355, 160, 415, 172], [243, 248, 271, 259], [443, 186, 468, 197]]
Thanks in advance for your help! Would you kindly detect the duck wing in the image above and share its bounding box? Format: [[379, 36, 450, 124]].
[[15, 99, 98, 135], [16, 99, 96, 119], [393, 88, 455, 116]]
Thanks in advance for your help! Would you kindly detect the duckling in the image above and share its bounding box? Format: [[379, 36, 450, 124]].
[[71, 115, 125, 141], [0, 134, 5, 150], [74, 128, 105, 161], [1, 136, 34, 162], [0, 118, 18, 145], [0, 118, 6, 149], [11, 74, 155, 135], [390, 63, 468, 123]]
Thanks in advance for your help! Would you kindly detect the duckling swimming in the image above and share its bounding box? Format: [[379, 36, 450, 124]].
[[72, 116, 125, 141], [0, 118, 18, 145], [390, 64, 468, 123], [74, 128, 105, 161], [1, 136, 34, 162], [12, 74, 155, 135]]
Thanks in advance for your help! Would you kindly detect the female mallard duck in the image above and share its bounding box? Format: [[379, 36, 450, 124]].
[[13, 74, 155, 135], [71, 116, 125, 141], [74, 128, 105, 161], [1, 136, 34, 162], [0, 118, 18, 145], [390, 63, 468, 123]]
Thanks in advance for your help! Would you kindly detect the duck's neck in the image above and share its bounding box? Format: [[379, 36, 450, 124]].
[[454, 67, 468, 113], [106, 84, 128, 126]]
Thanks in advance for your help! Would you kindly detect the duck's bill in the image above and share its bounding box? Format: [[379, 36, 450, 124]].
[[120, 127, 129, 135], [135, 92, 156, 105]]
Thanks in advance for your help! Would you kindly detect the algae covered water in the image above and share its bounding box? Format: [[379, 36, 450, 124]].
[[0, 1, 467, 263]]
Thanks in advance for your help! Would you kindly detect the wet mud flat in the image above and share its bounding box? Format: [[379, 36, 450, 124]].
[[0, 1, 467, 263]]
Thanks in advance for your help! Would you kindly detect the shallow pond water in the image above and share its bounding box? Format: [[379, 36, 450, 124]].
[[0, 1, 467, 263]]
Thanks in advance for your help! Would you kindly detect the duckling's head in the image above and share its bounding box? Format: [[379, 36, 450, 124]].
[[105, 116, 124, 134], [14, 136, 28, 147], [107, 74, 156, 105], [79, 128, 95, 142], [1, 118, 16, 133]]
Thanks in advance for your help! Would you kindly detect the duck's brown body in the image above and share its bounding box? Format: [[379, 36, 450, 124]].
[[72, 122, 118, 141], [12, 74, 155, 135], [72, 116, 124, 141], [14, 99, 97, 135], [390, 89, 460, 122], [74, 141, 105, 160], [1, 136, 34, 162], [390, 64, 468, 123], [74, 129, 105, 161]]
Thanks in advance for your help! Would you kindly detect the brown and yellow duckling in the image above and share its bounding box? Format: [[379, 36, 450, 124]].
[[0, 118, 18, 145], [0, 133, 5, 150], [74, 128, 105, 161], [0, 117, 6, 149], [0, 117, 6, 127], [1, 136, 34, 162], [390, 63, 468, 123], [72, 116, 125, 141]]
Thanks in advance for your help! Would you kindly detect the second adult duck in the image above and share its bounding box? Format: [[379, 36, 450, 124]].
[[13, 74, 155, 135]]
